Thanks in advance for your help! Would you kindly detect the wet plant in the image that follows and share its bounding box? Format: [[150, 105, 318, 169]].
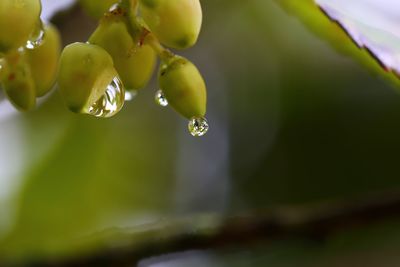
[[0, 0, 209, 137]]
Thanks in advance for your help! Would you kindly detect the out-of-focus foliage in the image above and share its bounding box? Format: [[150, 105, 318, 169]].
[[276, 0, 400, 88], [2, 0, 400, 265]]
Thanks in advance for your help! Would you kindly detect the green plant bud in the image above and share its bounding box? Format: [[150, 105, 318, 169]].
[[89, 16, 156, 91], [0, 0, 41, 52], [26, 24, 61, 97], [1, 49, 36, 111], [79, 0, 119, 19], [58, 42, 118, 113], [139, 0, 202, 49], [158, 56, 206, 118]]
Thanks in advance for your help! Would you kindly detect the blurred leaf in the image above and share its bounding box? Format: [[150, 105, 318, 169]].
[[275, 0, 400, 89], [0, 92, 179, 263]]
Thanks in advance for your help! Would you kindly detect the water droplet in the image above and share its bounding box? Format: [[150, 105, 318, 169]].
[[26, 21, 45, 49], [155, 89, 168, 107], [87, 77, 125, 118], [125, 90, 137, 101], [108, 3, 119, 12], [188, 117, 209, 137], [25, 20, 45, 49], [160, 63, 168, 72]]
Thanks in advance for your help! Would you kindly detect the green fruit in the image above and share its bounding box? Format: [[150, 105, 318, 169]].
[[26, 24, 61, 97], [1, 49, 36, 111], [90, 16, 156, 91], [158, 56, 206, 118], [79, 0, 119, 19], [58, 42, 118, 113], [0, 58, 8, 81], [139, 0, 202, 49], [0, 0, 41, 52]]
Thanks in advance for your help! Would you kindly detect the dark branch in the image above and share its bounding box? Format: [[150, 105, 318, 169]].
[[26, 190, 400, 267]]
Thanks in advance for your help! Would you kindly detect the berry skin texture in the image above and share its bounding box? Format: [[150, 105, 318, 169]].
[[58, 43, 118, 113], [26, 24, 61, 97], [89, 16, 156, 91], [2, 49, 36, 111], [0, 0, 41, 53], [159, 56, 206, 119], [139, 0, 202, 49]]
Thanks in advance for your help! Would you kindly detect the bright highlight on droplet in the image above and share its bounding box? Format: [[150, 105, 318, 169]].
[[87, 76, 125, 118], [108, 3, 120, 12], [125, 90, 137, 101], [188, 116, 209, 137], [155, 89, 168, 107], [26, 21, 45, 49]]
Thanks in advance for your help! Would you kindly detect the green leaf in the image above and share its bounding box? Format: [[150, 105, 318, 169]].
[[275, 0, 400, 88]]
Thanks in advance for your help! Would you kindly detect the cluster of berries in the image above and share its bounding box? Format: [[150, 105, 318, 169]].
[[0, 0, 208, 137]]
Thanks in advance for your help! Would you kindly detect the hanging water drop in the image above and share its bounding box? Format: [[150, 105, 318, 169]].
[[155, 89, 168, 107], [125, 90, 137, 101], [188, 116, 209, 137], [26, 21, 45, 49], [87, 76, 125, 118]]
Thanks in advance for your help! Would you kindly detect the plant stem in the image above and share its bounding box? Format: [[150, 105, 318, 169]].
[[119, 0, 174, 61], [120, 0, 139, 14], [144, 33, 174, 61]]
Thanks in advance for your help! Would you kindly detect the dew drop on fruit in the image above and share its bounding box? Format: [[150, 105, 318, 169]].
[[87, 76, 125, 118], [125, 90, 137, 101], [108, 3, 119, 12], [26, 21, 45, 49], [155, 89, 168, 107], [188, 116, 209, 137]]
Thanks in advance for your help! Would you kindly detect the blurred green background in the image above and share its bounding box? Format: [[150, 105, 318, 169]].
[[1, 0, 400, 265]]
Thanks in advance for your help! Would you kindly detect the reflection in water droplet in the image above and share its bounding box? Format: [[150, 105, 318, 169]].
[[155, 89, 168, 107], [188, 117, 209, 137], [125, 90, 137, 101], [26, 21, 45, 49], [108, 3, 119, 12], [87, 77, 125, 118]]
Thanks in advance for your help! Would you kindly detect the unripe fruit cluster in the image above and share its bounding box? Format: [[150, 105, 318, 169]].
[[0, 0, 61, 111], [1, 0, 208, 136]]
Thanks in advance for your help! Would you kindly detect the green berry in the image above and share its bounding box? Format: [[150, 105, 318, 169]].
[[89, 15, 156, 91], [0, 0, 41, 53], [79, 0, 120, 19], [158, 56, 206, 118], [26, 24, 61, 97], [1, 49, 36, 111], [139, 0, 202, 49], [58, 42, 118, 113]]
